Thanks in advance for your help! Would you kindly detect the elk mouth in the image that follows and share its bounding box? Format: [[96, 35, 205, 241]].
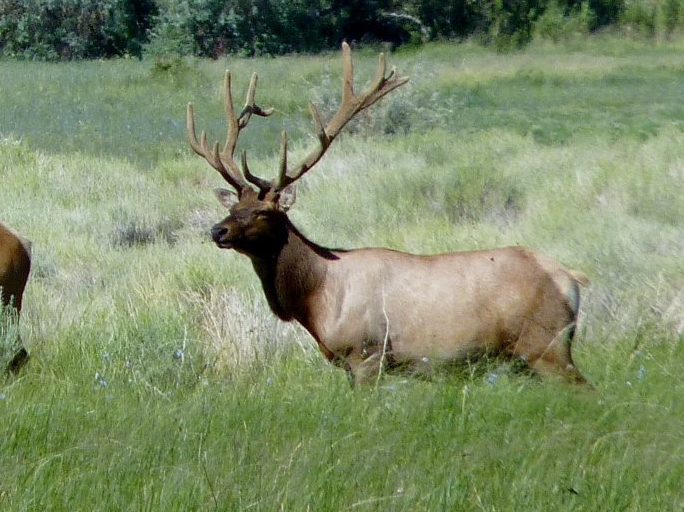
[[214, 240, 234, 250], [211, 225, 234, 249]]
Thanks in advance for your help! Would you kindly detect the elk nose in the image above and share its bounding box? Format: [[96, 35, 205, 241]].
[[211, 224, 227, 243]]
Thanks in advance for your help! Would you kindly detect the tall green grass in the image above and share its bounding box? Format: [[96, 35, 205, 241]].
[[1, 37, 684, 510]]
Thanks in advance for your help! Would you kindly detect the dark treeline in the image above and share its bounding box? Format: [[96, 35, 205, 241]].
[[0, 0, 682, 60]]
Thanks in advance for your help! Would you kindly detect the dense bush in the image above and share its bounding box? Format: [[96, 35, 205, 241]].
[[0, 0, 156, 59], [0, 0, 683, 60], [146, 0, 413, 58], [146, 0, 330, 58]]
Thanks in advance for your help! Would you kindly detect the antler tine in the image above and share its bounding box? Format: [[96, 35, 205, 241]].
[[241, 150, 273, 191], [186, 101, 246, 191], [224, 71, 276, 192], [188, 69, 278, 194], [277, 41, 409, 190], [238, 73, 276, 127], [278, 131, 289, 186], [221, 70, 240, 161]]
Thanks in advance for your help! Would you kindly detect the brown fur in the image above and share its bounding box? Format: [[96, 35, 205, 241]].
[[0, 222, 31, 374], [211, 192, 588, 386]]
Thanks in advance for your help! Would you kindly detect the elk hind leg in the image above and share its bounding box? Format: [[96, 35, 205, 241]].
[[518, 322, 586, 384], [529, 356, 586, 384], [344, 352, 384, 388]]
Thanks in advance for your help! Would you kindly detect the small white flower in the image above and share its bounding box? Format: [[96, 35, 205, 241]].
[[637, 365, 646, 381], [486, 372, 499, 385]]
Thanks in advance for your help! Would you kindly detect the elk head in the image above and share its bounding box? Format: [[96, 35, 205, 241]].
[[186, 42, 409, 255]]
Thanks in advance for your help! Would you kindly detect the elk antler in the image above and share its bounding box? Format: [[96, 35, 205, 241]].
[[275, 41, 409, 192], [187, 71, 275, 193], [188, 42, 409, 199]]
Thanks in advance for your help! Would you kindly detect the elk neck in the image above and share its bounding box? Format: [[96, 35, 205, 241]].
[[247, 217, 337, 324]]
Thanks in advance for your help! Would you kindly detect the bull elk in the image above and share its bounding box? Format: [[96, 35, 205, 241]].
[[187, 42, 588, 386], [0, 222, 31, 374]]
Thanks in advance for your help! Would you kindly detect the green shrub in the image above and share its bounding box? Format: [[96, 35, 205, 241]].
[[0, 0, 156, 60], [535, 1, 594, 41], [620, 0, 684, 38], [145, 0, 336, 58], [621, 0, 658, 37]]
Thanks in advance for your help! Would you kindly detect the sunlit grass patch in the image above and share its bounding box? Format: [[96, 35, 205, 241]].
[[187, 285, 311, 377]]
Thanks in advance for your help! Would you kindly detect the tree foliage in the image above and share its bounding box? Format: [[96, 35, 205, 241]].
[[0, 0, 156, 59], [0, 0, 682, 60]]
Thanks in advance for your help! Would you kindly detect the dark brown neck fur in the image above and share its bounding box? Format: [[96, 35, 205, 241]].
[[249, 219, 336, 323]]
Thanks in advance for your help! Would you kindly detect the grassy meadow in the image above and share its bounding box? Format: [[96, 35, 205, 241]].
[[2, 36, 684, 510]]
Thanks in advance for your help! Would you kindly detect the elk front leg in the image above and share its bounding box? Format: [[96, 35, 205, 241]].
[[2, 309, 29, 376], [343, 351, 385, 387], [7, 346, 28, 375]]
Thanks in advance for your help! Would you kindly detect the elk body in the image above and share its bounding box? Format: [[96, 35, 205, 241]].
[[0, 222, 31, 374], [187, 43, 588, 385]]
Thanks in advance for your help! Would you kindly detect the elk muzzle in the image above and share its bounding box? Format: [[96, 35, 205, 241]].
[[211, 224, 233, 249]]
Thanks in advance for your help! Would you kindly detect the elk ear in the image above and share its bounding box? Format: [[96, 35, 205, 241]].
[[277, 185, 296, 211], [214, 188, 239, 209]]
